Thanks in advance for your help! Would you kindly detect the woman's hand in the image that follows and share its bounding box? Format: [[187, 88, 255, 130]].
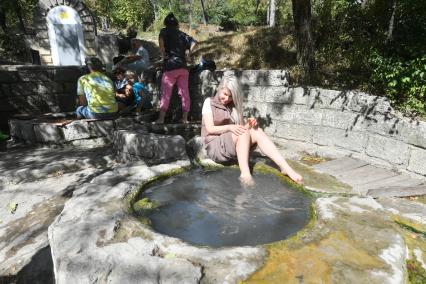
[[228, 124, 247, 136]]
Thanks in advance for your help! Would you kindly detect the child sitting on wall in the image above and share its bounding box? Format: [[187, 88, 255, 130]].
[[125, 70, 153, 112]]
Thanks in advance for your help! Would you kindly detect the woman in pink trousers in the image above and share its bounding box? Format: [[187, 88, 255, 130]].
[[156, 13, 197, 124]]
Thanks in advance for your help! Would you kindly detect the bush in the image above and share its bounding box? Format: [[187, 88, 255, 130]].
[[0, 131, 8, 142], [370, 52, 426, 116]]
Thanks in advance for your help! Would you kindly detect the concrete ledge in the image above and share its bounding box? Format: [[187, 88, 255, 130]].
[[113, 130, 188, 164]]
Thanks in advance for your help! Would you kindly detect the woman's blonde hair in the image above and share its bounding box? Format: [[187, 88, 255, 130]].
[[217, 73, 244, 125]]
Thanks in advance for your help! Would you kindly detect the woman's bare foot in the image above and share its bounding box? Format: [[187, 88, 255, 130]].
[[281, 169, 303, 184], [239, 175, 255, 188]]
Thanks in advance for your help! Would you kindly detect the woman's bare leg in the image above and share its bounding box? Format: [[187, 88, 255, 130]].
[[232, 132, 254, 185], [249, 127, 303, 184]]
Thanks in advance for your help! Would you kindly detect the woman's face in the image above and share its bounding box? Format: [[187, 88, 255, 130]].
[[219, 87, 233, 105]]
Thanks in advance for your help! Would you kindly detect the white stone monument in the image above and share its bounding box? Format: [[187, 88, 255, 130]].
[[46, 6, 85, 66]]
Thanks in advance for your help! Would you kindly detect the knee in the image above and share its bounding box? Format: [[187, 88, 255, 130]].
[[249, 127, 264, 136]]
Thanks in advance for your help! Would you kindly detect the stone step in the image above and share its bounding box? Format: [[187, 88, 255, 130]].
[[313, 157, 425, 196], [368, 185, 426, 198], [313, 157, 368, 174]]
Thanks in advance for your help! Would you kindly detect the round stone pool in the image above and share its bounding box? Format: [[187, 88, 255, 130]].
[[133, 168, 311, 247]]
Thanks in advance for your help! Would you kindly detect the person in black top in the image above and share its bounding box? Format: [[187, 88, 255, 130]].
[[155, 13, 197, 124]]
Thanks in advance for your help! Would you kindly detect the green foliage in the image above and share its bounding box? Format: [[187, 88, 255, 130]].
[[149, 7, 173, 32], [207, 0, 267, 29], [0, 130, 8, 142], [84, 0, 154, 30], [0, 33, 28, 62], [370, 52, 426, 115], [0, 0, 38, 32]]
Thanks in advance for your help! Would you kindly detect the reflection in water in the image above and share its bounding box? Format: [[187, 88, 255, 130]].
[[138, 168, 311, 247]]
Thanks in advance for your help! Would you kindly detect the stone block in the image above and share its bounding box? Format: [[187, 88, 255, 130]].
[[37, 46, 51, 55], [240, 70, 290, 86], [113, 130, 188, 164], [8, 119, 37, 142], [49, 68, 83, 82], [61, 120, 115, 141], [366, 114, 408, 142], [307, 88, 353, 110], [407, 147, 426, 176], [61, 121, 91, 141], [0, 99, 16, 113], [187, 136, 209, 161], [34, 123, 64, 143], [263, 120, 276, 136], [348, 92, 393, 115], [35, 30, 49, 39], [41, 55, 52, 65], [87, 120, 115, 137], [366, 134, 410, 165], [36, 82, 64, 94], [268, 103, 295, 121], [0, 71, 19, 83], [115, 117, 136, 130], [63, 83, 77, 94], [292, 106, 323, 126], [259, 86, 308, 105], [244, 101, 268, 118], [274, 122, 313, 142], [56, 93, 76, 112], [403, 120, 426, 149], [10, 82, 38, 97], [313, 126, 367, 152], [321, 110, 363, 130], [17, 68, 50, 82]]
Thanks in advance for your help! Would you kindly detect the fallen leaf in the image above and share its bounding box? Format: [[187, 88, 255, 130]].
[[7, 202, 18, 214], [164, 253, 176, 259]]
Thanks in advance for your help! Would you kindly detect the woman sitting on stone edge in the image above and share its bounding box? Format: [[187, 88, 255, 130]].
[[201, 73, 303, 186]]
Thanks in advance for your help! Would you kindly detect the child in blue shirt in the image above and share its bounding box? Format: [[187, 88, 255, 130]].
[[125, 70, 153, 112]]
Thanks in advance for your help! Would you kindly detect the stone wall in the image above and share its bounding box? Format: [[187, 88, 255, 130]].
[[0, 65, 83, 131], [193, 70, 426, 178], [3, 66, 426, 177]]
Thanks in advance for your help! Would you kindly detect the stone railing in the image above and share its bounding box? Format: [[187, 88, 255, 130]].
[[0, 65, 83, 130], [193, 70, 426, 178]]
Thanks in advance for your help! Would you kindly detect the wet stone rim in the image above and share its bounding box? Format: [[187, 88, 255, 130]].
[[128, 163, 316, 248]]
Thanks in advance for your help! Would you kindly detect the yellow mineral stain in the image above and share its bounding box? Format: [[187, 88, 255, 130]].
[[245, 231, 384, 284], [59, 11, 69, 20]]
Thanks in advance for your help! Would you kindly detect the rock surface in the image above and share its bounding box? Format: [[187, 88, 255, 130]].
[[246, 197, 408, 284], [0, 145, 114, 280], [48, 160, 266, 284], [1, 135, 425, 284]]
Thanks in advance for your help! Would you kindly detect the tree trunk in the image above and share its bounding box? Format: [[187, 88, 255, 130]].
[[0, 4, 7, 34], [255, 0, 261, 15], [150, 0, 158, 19], [188, 0, 193, 32], [14, 1, 26, 34], [200, 0, 208, 24], [292, 0, 315, 77], [269, 0, 276, 27], [386, 0, 397, 42]]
